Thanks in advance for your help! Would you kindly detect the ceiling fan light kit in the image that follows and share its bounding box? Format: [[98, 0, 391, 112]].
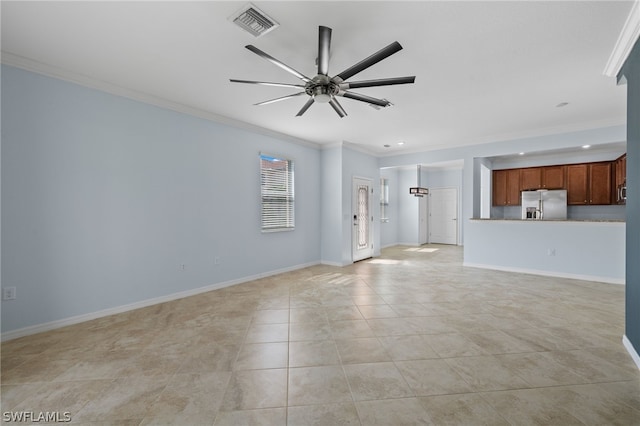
[[230, 25, 416, 117]]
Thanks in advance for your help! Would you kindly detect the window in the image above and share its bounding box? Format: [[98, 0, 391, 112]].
[[380, 177, 389, 223], [260, 153, 294, 232]]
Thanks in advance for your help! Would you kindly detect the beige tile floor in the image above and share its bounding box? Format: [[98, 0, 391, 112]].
[[2, 244, 640, 425]]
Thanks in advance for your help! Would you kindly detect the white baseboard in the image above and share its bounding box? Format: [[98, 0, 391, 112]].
[[623, 335, 640, 371], [462, 262, 625, 285], [320, 260, 344, 267], [1, 261, 319, 342]]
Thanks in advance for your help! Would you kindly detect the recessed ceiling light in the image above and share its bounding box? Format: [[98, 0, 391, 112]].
[[556, 102, 569, 108], [398, 142, 405, 146], [582, 145, 591, 149], [519, 152, 525, 156]]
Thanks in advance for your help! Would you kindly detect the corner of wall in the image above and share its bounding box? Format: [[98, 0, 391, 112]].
[[623, 335, 640, 371]]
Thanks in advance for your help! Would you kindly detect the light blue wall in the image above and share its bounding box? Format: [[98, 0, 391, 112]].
[[474, 157, 493, 219], [424, 168, 463, 188], [465, 220, 625, 284], [1, 66, 321, 333], [397, 168, 421, 245], [342, 147, 381, 263], [320, 146, 343, 265], [319, 145, 381, 266], [381, 126, 626, 170], [621, 39, 640, 356], [492, 147, 626, 170]]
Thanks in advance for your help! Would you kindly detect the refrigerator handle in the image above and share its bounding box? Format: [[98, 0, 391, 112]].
[[539, 199, 544, 220]]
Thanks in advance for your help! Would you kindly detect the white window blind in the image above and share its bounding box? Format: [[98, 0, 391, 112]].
[[260, 154, 294, 232]]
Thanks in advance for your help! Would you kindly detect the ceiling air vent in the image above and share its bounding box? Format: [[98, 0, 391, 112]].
[[230, 3, 279, 38]]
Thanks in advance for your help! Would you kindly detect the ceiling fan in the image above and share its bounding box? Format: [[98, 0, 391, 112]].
[[230, 26, 416, 118]]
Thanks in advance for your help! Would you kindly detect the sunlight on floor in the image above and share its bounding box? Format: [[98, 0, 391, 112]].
[[403, 247, 440, 253], [366, 259, 402, 265]]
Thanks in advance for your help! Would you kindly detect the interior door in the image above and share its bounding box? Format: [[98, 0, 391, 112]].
[[428, 188, 458, 245], [352, 177, 374, 262]]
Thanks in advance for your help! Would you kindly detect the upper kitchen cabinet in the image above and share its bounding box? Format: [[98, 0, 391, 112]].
[[567, 164, 589, 204], [493, 169, 521, 206], [520, 167, 541, 190], [615, 154, 626, 204], [589, 162, 613, 205], [567, 162, 613, 205], [519, 165, 565, 190], [615, 154, 626, 185], [542, 165, 566, 189], [491, 153, 622, 210]]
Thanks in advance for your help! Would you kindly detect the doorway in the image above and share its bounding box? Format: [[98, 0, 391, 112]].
[[352, 177, 374, 262], [428, 187, 458, 245]]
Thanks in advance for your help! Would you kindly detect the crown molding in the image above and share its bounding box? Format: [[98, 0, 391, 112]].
[[342, 140, 380, 157], [604, 0, 640, 78], [0, 52, 320, 150]]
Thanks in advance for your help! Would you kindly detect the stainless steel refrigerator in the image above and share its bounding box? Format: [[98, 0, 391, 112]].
[[521, 189, 567, 220]]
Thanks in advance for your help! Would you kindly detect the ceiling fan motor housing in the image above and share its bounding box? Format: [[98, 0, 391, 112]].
[[307, 75, 339, 103]]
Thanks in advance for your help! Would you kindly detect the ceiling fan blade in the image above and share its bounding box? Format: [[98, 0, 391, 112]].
[[329, 97, 347, 118], [339, 91, 391, 107], [334, 41, 403, 82], [230, 79, 306, 89], [318, 26, 332, 76], [338, 76, 415, 90], [296, 98, 315, 117], [255, 92, 306, 106], [245, 45, 311, 83]]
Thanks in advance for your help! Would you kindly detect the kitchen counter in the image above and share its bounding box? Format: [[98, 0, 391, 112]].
[[464, 218, 625, 284], [470, 218, 625, 223]]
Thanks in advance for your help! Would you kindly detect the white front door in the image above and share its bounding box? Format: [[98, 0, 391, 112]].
[[352, 177, 374, 262], [429, 188, 458, 245]]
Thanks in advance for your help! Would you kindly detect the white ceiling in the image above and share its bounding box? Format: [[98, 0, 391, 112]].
[[0, 1, 633, 156]]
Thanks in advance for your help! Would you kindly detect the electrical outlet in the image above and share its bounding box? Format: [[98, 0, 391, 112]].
[[2, 287, 17, 300], [547, 248, 556, 256], [180, 263, 186, 272], [214, 257, 220, 265]]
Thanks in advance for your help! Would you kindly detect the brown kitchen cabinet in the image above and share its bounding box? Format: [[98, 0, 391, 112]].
[[615, 154, 626, 204], [541, 165, 565, 189], [566, 164, 588, 204], [616, 154, 627, 185], [589, 162, 613, 205], [494, 157, 619, 208], [519, 165, 565, 190], [520, 167, 541, 190], [493, 169, 521, 206], [566, 162, 612, 205]]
